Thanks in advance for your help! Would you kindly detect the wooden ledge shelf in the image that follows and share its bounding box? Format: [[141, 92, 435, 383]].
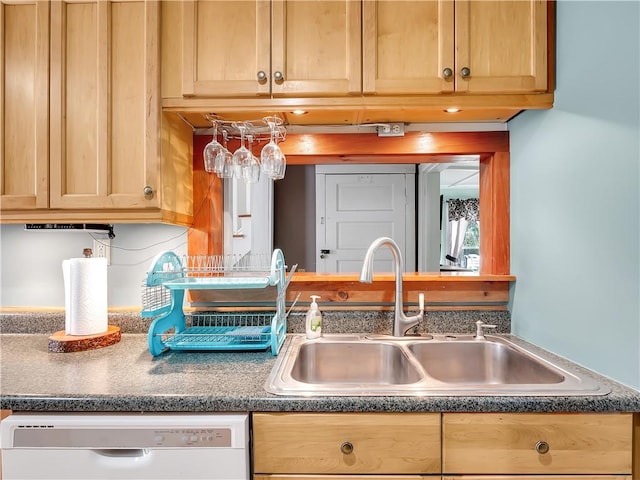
[[287, 272, 515, 310]]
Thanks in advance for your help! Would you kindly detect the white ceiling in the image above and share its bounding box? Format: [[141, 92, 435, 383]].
[[421, 160, 479, 192], [440, 164, 479, 190]]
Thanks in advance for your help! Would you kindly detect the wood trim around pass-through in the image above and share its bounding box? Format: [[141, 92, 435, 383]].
[[187, 131, 511, 299]]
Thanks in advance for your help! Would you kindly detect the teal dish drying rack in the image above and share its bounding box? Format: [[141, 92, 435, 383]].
[[142, 249, 290, 357]]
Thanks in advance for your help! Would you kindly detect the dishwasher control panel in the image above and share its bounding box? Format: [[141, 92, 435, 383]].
[[11, 427, 232, 448], [1, 413, 247, 449]]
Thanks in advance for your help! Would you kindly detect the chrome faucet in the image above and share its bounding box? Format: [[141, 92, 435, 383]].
[[359, 237, 424, 336]]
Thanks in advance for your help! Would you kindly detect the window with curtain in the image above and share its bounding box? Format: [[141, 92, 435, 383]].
[[443, 198, 480, 271]]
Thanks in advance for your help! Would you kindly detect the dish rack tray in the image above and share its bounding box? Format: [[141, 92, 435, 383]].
[[142, 249, 288, 356]]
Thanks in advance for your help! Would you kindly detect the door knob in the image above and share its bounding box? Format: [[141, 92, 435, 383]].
[[460, 66, 471, 78], [320, 249, 331, 259], [442, 67, 453, 79], [273, 71, 284, 83]]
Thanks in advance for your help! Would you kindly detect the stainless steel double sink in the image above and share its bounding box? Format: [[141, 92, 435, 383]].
[[264, 334, 609, 396]]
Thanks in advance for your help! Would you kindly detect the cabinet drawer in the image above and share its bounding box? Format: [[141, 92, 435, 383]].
[[443, 413, 633, 475], [443, 476, 631, 479], [253, 413, 441, 474], [255, 476, 424, 480]]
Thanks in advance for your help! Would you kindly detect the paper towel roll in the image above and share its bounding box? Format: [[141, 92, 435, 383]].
[[62, 258, 108, 336]]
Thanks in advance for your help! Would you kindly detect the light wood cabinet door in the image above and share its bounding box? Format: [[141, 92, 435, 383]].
[[253, 412, 441, 475], [363, 0, 548, 95], [362, 0, 454, 95], [181, 0, 360, 98], [455, 0, 548, 93], [49, 0, 161, 210], [443, 413, 633, 475], [271, 0, 361, 97], [0, 0, 49, 210], [182, 0, 270, 97]]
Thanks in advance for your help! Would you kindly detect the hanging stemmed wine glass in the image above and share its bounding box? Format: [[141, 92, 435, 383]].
[[260, 117, 278, 177], [271, 123, 286, 180], [203, 119, 223, 173], [243, 134, 261, 184], [215, 129, 233, 178], [260, 116, 286, 180], [231, 123, 252, 180]]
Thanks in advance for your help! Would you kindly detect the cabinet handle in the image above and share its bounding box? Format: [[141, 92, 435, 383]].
[[442, 67, 453, 79], [340, 441, 354, 455], [143, 186, 153, 198], [535, 440, 550, 454], [273, 71, 284, 83], [460, 66, 471, 78], [257, 71, 268, 83]]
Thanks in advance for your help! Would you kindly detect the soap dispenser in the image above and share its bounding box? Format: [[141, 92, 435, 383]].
[[305, 295, 323, 339]]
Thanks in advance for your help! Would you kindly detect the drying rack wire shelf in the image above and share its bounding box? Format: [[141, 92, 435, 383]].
[[142, 249, 289, 356]]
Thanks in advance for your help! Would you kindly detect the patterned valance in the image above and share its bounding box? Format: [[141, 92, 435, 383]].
[[447, 198, 479, 222]]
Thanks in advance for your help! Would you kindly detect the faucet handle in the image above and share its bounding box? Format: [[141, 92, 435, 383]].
[[475, 320, 497, 340], [418, 293, 424, 312]]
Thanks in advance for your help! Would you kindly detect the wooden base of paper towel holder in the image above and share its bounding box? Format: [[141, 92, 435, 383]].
[[48, 325, 121, 353]]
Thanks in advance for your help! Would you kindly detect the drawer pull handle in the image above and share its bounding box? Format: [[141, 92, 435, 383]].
[[535, 440, 550, 454], [340, 441, 354, 455]]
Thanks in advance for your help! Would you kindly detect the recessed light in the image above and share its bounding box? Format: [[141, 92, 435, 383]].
[[444, 107, 461, 113], [291, 109, 307, 115]]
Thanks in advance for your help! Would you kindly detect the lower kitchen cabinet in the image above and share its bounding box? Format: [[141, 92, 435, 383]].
[[255, 477, 424, 480], [253, 412, 635, 480], [442, 413, 633, 477], [442, 477, 631, 479], [252, 412, 441, 475]]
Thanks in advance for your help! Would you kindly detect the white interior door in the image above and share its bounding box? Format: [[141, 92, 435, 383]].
[[316, 165, 415, 273]]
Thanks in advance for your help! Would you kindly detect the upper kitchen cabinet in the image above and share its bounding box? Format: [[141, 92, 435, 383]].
[[0, 0, 49, 210], [178, 0, 361, 98], [49, 0, 161, 210], [363, 0, 548, 95], [1, 0, 193, 224], [164, 0, 554, 125], [45, 0, 192, 223]]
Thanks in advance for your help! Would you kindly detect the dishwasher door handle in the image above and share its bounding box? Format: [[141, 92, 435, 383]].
[[92, 448, 150, 458]]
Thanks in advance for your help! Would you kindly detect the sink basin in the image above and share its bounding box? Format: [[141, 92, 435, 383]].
[[291, 342, 422, 385], [407, 341, 564, 385], [265, 334, 609, 396]]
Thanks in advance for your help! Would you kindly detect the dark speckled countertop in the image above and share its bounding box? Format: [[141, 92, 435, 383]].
[[1, 333, 639, 413]]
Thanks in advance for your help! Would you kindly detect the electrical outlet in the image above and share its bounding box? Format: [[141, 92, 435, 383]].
[[377, 123, 405, 137], [93, 238, 111, 265]]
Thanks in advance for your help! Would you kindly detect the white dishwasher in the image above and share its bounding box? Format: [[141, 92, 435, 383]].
[[0, 413, 249, 480]]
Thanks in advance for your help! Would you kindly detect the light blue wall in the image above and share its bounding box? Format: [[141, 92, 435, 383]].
[[0, 224, 188, 307], [509, 1, 640, 389]]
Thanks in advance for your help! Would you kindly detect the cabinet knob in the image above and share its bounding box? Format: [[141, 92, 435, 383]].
[[273, 71, 284, 83], [442, 67, 453, 79], [535, 440, 550, 454], [257, 71, 268, 83], [340, 441, 354, 455], [460, 66, 471, 78], [143, 186, 154, 198]]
